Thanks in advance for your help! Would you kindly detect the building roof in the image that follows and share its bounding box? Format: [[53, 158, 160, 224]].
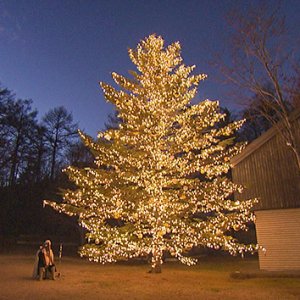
[[231, 109, 300, 166]]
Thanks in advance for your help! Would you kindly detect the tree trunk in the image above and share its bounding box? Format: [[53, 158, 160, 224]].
[[289, 143, 300, 175], [9, 132, 21, 186], [148, 249, 162, 273], [35, 140, 44, 182], [50, 131, 58, 181], [149, 260, 162, 273]]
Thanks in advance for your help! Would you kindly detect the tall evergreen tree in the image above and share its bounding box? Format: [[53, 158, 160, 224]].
[[46, 35, 257, 272]]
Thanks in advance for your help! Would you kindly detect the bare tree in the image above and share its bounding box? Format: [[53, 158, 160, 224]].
[[43, 106, 78, 180], [66, 140, 94, 168], [213, 2, 300, 171], [1, 98, 38, 186], [290, 66, 300, 108], [0, 86, 15, 183], [19, 124, 48, 184]]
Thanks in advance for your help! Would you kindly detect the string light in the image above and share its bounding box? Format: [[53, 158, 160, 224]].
[[45, 34, 258, 271]]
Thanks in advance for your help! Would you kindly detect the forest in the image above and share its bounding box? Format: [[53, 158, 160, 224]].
[[0, 84, 94, 247]]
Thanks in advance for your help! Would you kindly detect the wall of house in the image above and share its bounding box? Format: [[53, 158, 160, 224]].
[[255, 208, 300, 271], [231, 111, 300, 271], [232, 115, 300, 210]]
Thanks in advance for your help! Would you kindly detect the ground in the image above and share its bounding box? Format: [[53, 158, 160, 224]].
[[1, 254, 300, 300]]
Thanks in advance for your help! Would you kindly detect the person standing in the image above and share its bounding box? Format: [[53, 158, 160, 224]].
[[33, 240, 56, 280]]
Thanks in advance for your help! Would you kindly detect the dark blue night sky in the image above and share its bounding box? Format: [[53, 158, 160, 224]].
[[0, 0, 299, 136]]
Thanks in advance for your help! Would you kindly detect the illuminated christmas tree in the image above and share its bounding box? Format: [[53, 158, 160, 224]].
[[45, 35, 258, 272]]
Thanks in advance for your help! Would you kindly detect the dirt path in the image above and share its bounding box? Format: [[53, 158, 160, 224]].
[[0, 255, 299, 299]]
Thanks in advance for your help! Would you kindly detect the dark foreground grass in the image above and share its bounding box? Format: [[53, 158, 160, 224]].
[[1, 254, 299, 300]]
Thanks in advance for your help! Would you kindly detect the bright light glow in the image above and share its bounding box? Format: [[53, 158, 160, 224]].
[[45, 34, 258, 270]]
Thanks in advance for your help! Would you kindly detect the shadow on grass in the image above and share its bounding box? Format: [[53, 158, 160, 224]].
[[231, 270, 300, 279]]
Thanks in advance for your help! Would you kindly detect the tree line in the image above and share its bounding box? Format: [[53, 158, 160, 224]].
[[0, 84, 93, 241], [0, 85, 89, 186], [1, 78, 297, 191], [0, 78, 296, 241]]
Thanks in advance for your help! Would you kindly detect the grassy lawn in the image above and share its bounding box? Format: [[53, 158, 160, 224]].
[[1, 254, 299, 299]]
